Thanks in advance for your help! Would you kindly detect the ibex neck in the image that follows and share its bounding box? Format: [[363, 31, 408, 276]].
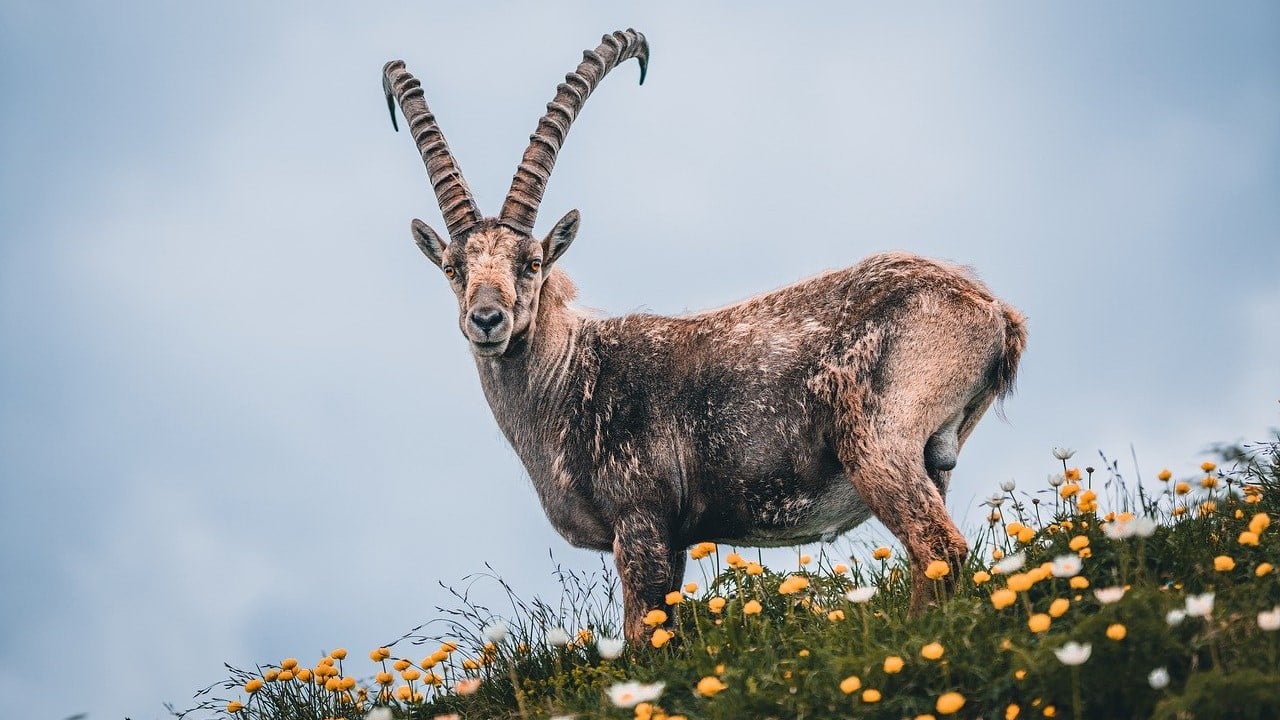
[[473, 273, 585, 455]]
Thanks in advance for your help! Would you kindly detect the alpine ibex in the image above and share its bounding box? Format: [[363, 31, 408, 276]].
[[382, 29, 1027, 643]]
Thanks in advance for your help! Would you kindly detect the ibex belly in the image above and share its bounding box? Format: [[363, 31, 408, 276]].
[[712, 471, 874, 547]]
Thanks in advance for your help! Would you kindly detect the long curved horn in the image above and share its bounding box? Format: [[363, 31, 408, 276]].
[[499, 29, 649, 236], [383, 60, 483, 239]]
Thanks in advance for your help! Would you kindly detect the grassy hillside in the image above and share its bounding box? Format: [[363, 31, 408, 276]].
[[179, 437, 1280, 720]]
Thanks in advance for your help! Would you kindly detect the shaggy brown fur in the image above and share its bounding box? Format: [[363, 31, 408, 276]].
[[382, 31, 1027, 643]]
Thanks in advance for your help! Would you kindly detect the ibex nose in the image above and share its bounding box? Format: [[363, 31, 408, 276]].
[[469, 307, 506, 333]]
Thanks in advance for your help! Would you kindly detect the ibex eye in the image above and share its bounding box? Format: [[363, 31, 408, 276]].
[[529, 260, 543, 273], [444, 266, 457, 279]]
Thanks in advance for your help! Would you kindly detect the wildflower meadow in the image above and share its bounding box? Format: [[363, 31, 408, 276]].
[[179, 436, 1280, 720]]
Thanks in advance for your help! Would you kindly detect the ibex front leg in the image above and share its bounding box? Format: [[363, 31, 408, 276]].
[[613, 512, 680, 644]]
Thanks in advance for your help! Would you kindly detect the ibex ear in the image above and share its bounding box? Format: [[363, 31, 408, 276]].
[[541, 210, 580, 269], [411, 218, 447, 268]]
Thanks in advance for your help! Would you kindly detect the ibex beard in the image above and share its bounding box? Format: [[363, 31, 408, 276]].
[[382, 30, 1027, 645]]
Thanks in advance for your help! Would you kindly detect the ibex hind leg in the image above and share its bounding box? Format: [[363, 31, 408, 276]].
[[827, 311, 1003, 615]]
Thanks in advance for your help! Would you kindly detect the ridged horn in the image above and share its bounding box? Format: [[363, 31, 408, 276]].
[[383, 60, 483, 239], [499, 29, 649, 236]]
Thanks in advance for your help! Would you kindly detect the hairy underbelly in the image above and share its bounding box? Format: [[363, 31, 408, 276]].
[[712, 474, 874, 547]]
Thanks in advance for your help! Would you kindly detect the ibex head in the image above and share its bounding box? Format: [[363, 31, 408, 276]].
[[383, 30, 649, 357]]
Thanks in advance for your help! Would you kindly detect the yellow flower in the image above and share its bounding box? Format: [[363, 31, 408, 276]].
[[440, 641, 458, 653], [862, 689, 882, 703], [921, 642, 945, 660], [296, 668, 313, 682], [1068, 535, 1089, 551], [798, 649, 810, 657], [1049, 598, 1070, 618], [916, 716, 938, 720], [1106, 623, 1127, 640], [277, 670, 294, 682], [839, 675, 862, 694], [827, 609, 846, 622], [1006, 521, 1026, 537], [695, 675, 727, 697], [402, 668, 421, 681], [1258, 562, 1274, 577], [799, 554, 812, 565], [1201, 461, 1216, 473], [1044, 705, 1057, 717], [833, 563, 849, 574], [665, 590, 684, 605], [873, 546, 892, 560], [1201, 475, 1218, 489], [1060, 483, 1080, 499], [725, 551, 745, 568], [650, 628, 674, 648], [393, 659, 410, 671], [708, 597, 727, 613], [226, 701, 244, 713], [244, 679, 263, 693], [690, 541, 717, 559], [1007, 574, 1033, 592], [936, 691, 966, 715], [746, 562, 765, 576], [778, 575, 810, 595], [993, 548, 1005, 560], [1214, 556, 1236, 572], [1173, 506, 1187, 516], [281, 657, 298, 670], [1175, 481, 1191, 495], [925, 560, 950, 580], [1157, 468, 1172, 481], [743, 600, 762, 615], [395, 684, 412, 701], [1027, 613, 1051, 633], [429, 649, 449, 664], [1017, 527, 1036, 544], [643, 609, 669, 627], [330, 648, 347, 660], [1239, 531, 1260, 546], [973, 570, 991, 585], [263, 669, 279, 682], [1014, 669, 1027, 680], [991, 589, 1017, 610], [376, 671, 394, 686], [684, 582, 699, 594], [1065, 468, 1081, 482], [884, 655, 904, 673], [1250, 513, 1271, 534], [1006, 704, 1021, 720]]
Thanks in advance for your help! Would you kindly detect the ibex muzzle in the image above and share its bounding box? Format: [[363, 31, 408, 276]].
[[382, 30, 1026, 644]]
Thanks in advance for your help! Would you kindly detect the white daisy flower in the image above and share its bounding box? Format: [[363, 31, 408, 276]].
[[994, 552, 1026, 574], [1148, 667, 1169, 689], [596, 636, 625, 659], [606, 680, 665, 708], [1053, 641, 1092, 666], [1185, 592, 1215, 618], [1050, 554, 1083, 578], [845, 586, 877, 603], [1093, 586, 1126, 605], [482, 620, 510, 644], [545, 627, 571, 647]]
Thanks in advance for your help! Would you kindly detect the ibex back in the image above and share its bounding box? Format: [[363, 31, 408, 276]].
[[382, 29, 1027, 643]]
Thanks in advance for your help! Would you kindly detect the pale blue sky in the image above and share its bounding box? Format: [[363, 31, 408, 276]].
[[2, 3, 1277, 717]]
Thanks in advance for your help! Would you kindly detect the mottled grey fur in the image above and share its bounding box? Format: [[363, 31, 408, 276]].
[[383, 31, 1027, 642]]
